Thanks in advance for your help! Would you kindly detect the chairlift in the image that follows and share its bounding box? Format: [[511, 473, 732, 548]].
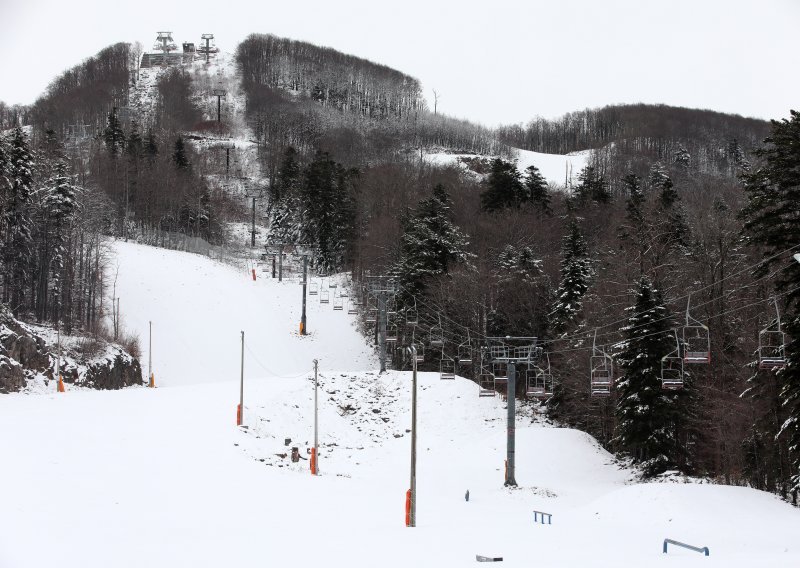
[[527, 353, 554, 400], [340, 287, 349, 298], [333, 296, 343, 311], [320, 290, 330, 304], [478, 373, 496, 397], [682, 295, 710, 364], [590, 330, 613, 397], [429, 320, 444, 348], [759, 298, 787, 369], [661, 330, 684, 390], [347, 300, 358, 315], [440, 356, 456, 380], [406, 301, 419, 327], [309, 282, 319, 295], [492, 361, 508, 383], [386, 323, 399, 343], [458, 332, 473, 365], [366, 306, 377, 323], [329, 280, 337, 289]]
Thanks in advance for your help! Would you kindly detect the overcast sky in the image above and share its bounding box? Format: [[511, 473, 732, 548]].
[[1, 0, 798, 127]]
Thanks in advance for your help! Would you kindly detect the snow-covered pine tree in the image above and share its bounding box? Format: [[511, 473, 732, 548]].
[[551, 219, 592, 332], [42, 161, 78, 318], [392, 184, 470, 301], [103, 110, 126, 157], [574, 165, 611, 205], [649, 163, 689, 248], [480, 158, 526, 212], [172, 136, 190, 171], [614, 276, 691, 476], [3, 127, 35, 313], [267, 147, 304, 244], [674, 146, 691, 169], [523, 164, 551, 214], [740, 110, 800, 497], [300, 151, 357, 273]]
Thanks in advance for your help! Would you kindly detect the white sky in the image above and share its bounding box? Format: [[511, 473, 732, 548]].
[[1, 0, 798, 127]]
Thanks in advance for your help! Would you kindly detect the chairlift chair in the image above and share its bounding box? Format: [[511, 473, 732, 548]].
[[661, 330, 685, 390], [590, 330, 613, 397], [340, 287, 349, 297], [366, 306, 377, 323], [759, 298, 787, 369], [478, 374, 496, 397], [429, 324, 444, 348], [320, 290, 330, 304], [333, 297, 343, 311], [492, 362, 509, 383], [458, 332, 473, 365], [309, 282, 319, 295], [386, 323, 399, 343], [440, 356, 456, 380], [406, 302, 419, 327], [527, 354, 554, 400], [683, 295, 710, 364], [347, 300, 358, 315]]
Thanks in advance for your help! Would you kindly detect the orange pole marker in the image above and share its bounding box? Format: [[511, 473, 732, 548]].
[[310, 447, 317, 475], [57, 375, 65, 393], [251, 269, 256, 281], [405, 489, 412, 527], [148, 373, 156, 388], [236, 404, 242, 426]]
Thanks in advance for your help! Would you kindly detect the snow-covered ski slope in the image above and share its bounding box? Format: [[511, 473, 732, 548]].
[[1, 242, 800, 568], [425, 147, 591, 187], [111, 240, 375, 384]]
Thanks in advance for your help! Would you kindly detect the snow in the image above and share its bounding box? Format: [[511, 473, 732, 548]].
[[1, 241, 799, 568], [424, 147, 591, 187]]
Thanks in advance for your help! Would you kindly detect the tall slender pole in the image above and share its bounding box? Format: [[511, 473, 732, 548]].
[[148, 320, 152, 385], [378, 292, 387, 373], [239, 331, 245, 425], [313, 359, 319, 474], [409, 345, 418, 527], [505, 361, 517, 486], [278, 245, 283, 282], [250, 197, 256, 247], [301, 256, 308, 335]]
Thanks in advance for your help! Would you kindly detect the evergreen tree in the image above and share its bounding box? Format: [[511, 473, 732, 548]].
[[650, 163, 689, 247], [575, 165, 610, 205], [615, 276, 691, 476], [480, 158, 526, 212], [3, 127, 35, 313], [172, 136, 190, 171], [126, 120, 143, 161], [674, 146, 691, 169], [43, 161, 78, 315], [740, 110, 800, 494], [300, 151, 358, 272], [392, 184, 471, 300], [144, 130, 158, 162], [103, 109, 126, 157], [523, 164, 551, 214], [552, 219, 592, 331], [268, 147, 304, 243]]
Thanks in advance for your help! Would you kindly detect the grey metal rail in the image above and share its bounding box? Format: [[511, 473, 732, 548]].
[[663, 538, 709, 556]]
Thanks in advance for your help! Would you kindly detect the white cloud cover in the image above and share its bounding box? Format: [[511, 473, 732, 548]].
[[1, 0, 798, 126]]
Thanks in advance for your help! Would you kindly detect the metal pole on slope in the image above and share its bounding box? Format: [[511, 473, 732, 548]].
[[312, 358, 319, 475], [301, 255, 308, 335], [278, 245, 284, 282], [251, 197, 256, 248], [148, 320, 154, 388], [505, 361, 517, 487], [238, 331, 245, 426], [378, 292, 387, 373], [409, 345, 418, 527]]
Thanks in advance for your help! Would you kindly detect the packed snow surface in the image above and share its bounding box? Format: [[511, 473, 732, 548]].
[[1, 242, 799, 567], [425, 147, 590, 187]]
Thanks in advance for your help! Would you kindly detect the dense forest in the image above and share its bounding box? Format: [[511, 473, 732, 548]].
[[2, 35, 798, 504]]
